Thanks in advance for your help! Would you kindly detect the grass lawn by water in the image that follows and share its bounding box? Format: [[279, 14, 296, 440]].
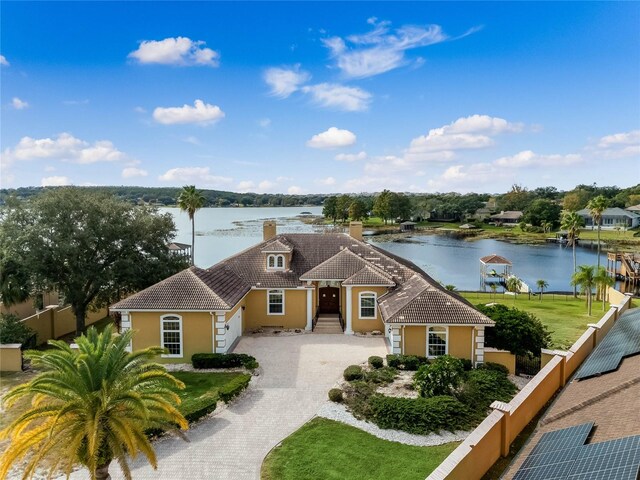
[[459, 292, 610, 349], [171, 371, 244, 417], [261, 418, 459, 480]]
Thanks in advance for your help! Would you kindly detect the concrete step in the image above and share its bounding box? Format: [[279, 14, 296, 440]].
[[313, 326, 343, 334]]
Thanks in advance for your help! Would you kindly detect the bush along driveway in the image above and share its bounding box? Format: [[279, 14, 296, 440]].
[[70, 334, 387, 480]]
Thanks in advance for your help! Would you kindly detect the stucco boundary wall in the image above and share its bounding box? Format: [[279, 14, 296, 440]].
[[0, 344, 23, 372], [20, 305, 108, 346], [427, 287, 633, 480], [484, 348, 516, 374]]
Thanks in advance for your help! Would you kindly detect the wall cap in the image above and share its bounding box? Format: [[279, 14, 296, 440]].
[[490, 400, 512, 413], [484, 347, 511, 353], [0, 343, 22, 349]]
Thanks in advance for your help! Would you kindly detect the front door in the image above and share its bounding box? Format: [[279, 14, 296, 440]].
[[319, 287, 340, 314]]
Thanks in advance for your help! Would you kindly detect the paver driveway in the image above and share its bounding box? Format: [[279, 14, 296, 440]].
[[92, 334, 386, 480]]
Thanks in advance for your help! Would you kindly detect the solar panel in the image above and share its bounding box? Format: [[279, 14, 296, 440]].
[[512, 423, 640, 480], [575, 308, 640, 380]]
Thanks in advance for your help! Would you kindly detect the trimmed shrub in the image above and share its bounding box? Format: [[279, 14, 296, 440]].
[[386, 354, 429, 371], [364, 366, 397, 385], [368, 355, 384, 369], [369, 395, 475, 434], [414, 355, 464, 397], [182, 392, 219, 423], [0, 313, 36, 345], [219, 374, 252, 403], [343, 380, 376, 419], [477, 361, 510, 376], [328, 388, 343, 403], [191, 353, 259, 370], [457, 369, 516, 411], [343, 365, 364, 381], [460, 358, 474, 371]]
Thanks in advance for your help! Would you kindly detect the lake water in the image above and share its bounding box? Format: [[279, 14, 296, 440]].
[[165, 207, 608, 292]]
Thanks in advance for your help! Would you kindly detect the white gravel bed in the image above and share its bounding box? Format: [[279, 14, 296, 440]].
[[317, 401, 470, 446], [163, 363, 253, 374]]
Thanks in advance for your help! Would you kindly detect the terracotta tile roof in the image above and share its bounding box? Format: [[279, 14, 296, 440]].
[[502, 308, 640, 479], [112, 267, 243, 311], [342, 265, 396, 286], [113, 232, 492, 326], [480, 254, 512, 265]]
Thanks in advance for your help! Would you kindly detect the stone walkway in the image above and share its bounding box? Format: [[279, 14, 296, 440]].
[[76, 334, 386, 480]]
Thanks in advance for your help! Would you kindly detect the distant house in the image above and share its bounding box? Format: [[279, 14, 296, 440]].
[[473, 206, 493, 221], [576, 207, 640, 230], [490, 211, 523, 225], [112, 221, 494, 362], [625, 204, 640, 214]]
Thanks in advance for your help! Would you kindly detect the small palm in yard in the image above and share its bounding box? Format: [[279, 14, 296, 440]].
[[536, 279, 549, 302], [490, 283, 498, 300], [594, 266, 614, 311], [506, 277, 522, 304], [571, 265, 596, 316], [177, 185, 206, 266], [0, 325, 188, 480]]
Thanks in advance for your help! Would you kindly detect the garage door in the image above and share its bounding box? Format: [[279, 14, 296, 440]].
[[226, 308, 242, 351]]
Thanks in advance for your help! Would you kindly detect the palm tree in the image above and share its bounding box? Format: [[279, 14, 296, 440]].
[[586, 195, 608, 269], [506, 276, 521, 304], [536, 279, 549, 302], [490, 283, 498, 300], [594, 266, 614, 311], [561, 211, 584, 298], [571, 265, 596, 316], [0, 325, 187, 480], [177, 185, 206, 266]]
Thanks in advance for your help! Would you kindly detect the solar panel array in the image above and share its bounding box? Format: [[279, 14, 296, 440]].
[[513, 423, 640, 480], [575, 308, 640, 380]]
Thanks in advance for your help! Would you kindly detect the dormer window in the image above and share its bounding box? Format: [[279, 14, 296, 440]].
[[267, 254, 285, 270]]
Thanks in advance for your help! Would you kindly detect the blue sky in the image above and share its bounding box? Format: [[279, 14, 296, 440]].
[[1, 1, 639, 194]]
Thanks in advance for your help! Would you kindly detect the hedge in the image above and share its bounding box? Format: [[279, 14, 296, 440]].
[[386, 354, 429, 370], [343, 365, 364, 381], [192, 353, 259, 370], [182, 392, 219, 423], [457, 368, 516, 411], [328, 388, 343, 403], [368, 356, 384, 369], [369, 395, 476, 434], [219, 374, 252, 403]]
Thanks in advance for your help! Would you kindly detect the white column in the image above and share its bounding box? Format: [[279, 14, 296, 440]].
[[475, 326, 485, 365], [392, 326, 402, 354], [345, 286, 354, 334], [215, 313, 227, 353], [305, 288, 313, 331]]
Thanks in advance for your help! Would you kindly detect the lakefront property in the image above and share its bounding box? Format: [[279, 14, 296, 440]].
[[111, 221, 494, 362]]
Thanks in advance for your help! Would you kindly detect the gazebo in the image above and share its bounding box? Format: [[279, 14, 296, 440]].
[[480, 254, 512, 290], [400, 221, 417, 232]]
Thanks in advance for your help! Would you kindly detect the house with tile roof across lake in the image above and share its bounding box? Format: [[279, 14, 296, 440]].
[[111, 221, 494, 363]]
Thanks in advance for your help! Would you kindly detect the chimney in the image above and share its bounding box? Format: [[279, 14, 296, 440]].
[[349, 221, 363, 241], [263, 221, 277, 241]]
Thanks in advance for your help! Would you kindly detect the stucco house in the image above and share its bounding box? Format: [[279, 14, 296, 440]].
[[576, 207, 640, 230], [111, 222, 494, 364], [490, 211, 523, 225]]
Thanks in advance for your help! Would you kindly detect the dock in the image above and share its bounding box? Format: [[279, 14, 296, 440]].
[[607, 252, 640, 286]]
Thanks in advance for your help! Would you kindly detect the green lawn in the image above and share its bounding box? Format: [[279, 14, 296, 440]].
[[261, 418, 459, 480], [171, 371, 244, 417], [459, 292, 610, 350]]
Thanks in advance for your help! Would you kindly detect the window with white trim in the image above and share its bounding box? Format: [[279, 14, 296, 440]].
[[268, 289, 284, 314], [427, 326, 448, 357], [359, 292, 377, 319], [161, 315, 183, 357], [267, 254, 285, 270]]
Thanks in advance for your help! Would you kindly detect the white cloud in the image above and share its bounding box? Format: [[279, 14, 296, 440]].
[[153, 99, 225, 125], [494, 150, 582, 168], [41, 176, 71, 187], [129, 37, 219, 67], [258, 118, 271, 128], [316, 176, 337, 186], [258, 180, 276, 192], [183, 136, 201, 145], [322, 19, 474, 79], [335, 151, 367, 162], [237, 180, 255, 192], [0, 55, 8, 66], [44, 165, 56, 172], [158, 167, 232, 187], [591, 130, 640, 159], [343, 175, 404, 192], [263, 65, 310, 98], [2, 133, 125, 165], [306, 127, 357, 149], [134, 106, 147, 114], [406, 114, 523, 159], [301, 83, 372, 112], [121, 167, 148, 178], [287, 186, 305, 194], [62, 99, 89, 106], [11, 97, 29, 110]]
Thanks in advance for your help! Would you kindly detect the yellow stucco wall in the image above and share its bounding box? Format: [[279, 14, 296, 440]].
[[484, 348, 516, 374], [225, 301, 244, 323], [243, 289, 307, 330], [0, 345, 23, 372], [404, 326, 426, 356], [131, 311, 214, 363], [448, 326, 473, 360], [350, 286, 387, 333]]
